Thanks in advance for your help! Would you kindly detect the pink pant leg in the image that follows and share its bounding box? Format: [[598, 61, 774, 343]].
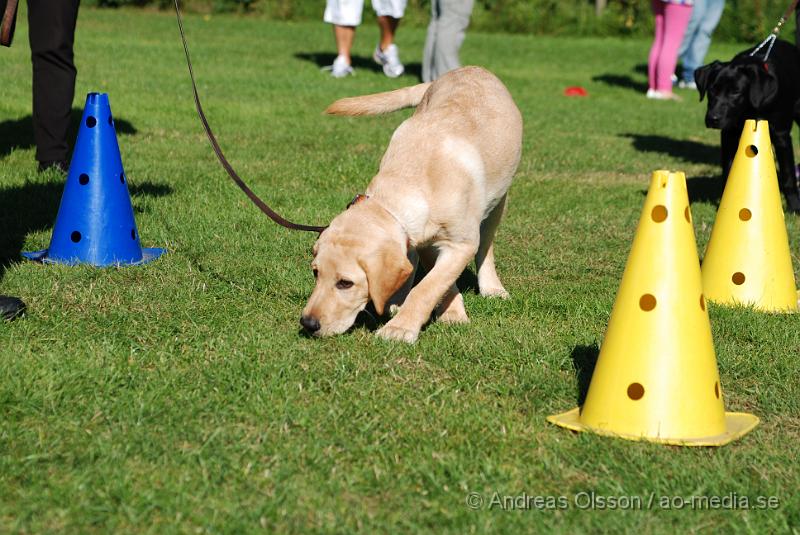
[[655, 3, 693, 92], [647, 0, 666, 90]]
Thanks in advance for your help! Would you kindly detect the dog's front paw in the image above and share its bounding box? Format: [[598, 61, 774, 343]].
[[376, 321, 420, 343], [480, 286, 510, 299]]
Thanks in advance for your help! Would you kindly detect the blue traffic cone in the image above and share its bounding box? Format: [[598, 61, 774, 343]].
[[24, 93, 165, 266]]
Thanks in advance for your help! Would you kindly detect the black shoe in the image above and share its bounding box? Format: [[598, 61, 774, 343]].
[[37, 160, 68, 173], [0, 295, 26, 321]]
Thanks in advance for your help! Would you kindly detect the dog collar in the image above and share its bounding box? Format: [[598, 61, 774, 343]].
[[347, 193, 369, 209]]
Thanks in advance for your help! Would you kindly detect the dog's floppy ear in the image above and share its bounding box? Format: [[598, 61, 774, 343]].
[[694, 61, 724, 101], [746, 63, 779, 110], [361, 241, 413, 315]]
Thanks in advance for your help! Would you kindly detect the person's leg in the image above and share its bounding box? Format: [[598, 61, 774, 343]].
[[372, 0, 406, 77], [677, 0, 704, 65], [428, 0, 474, 81], [372, 0, 405, 48], [333, 24, 356, 63], [422, 0, 440, 83], [647, 0, 666, 91], [681, 0, 723, 83], [323, 0, 362, 76], [376, 15, 399, 51], [27, 0, 80, 170], [796, 4, 800, 49], [654, 3, 692, 93]]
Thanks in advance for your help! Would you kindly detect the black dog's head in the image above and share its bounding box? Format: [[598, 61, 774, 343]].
[[695, 59, 779, 129]]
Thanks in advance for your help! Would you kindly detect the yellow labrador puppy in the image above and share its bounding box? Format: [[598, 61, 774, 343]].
[[301, 66, 523, 343]]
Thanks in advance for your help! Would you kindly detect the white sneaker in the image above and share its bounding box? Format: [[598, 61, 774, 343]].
[[677, 80, 697, 90], [322, 55, 354, 78], [646, 89, 682, 101], [373, 44, 404, 78]]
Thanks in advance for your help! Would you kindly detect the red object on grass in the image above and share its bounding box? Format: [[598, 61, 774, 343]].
[[564, 86, 588, 97]]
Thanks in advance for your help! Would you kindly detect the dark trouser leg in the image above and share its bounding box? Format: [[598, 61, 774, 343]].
[[796, 5, 800, 49], [773, 132, 800, 212], [720, 128, 738, 180], [27, 0, 80, 164]]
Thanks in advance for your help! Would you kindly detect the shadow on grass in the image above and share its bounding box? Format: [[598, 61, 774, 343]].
[[621, 133, 719, 166], [636, 175, 725, 205], [686, 175, 725, 205], [570, 344, 599, 407], [591, 73, 648, 93], [0, 179, 173, 282], [0, 109, 137, 159], [294, 52, 423, 81]]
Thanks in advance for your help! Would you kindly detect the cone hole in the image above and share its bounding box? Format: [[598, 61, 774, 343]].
[[108, 115, 113, 126], [86, 116, 97, 128], [70, 231, 81, 243], [627, 382, 645, 400], [746, 145, 758, 157], [684, 206, 691, 223], [739, 208, 752, 221], [714, 381, 720, 399], [651, 205, 668, 222], [79, 173, 89, 185], [700, 294, 706, 311], [732, 272, 746, 285], [120, 172, 125, 184], [131, 229, 136, 240], [639, 294, 657, 311]]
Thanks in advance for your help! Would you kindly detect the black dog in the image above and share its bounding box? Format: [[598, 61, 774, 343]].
[[695, 39, 800, 213]]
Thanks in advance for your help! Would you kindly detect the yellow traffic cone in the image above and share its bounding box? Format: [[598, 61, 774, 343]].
[[548, 170, 759, 446], [701, 119, 798, 312]]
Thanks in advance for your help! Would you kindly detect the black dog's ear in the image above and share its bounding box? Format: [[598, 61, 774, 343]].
[[694, 61, 724, 101], [747, 63, 779, 110]]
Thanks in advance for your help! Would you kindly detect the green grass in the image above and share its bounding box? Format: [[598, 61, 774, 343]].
[[2, 6, 800, 533]]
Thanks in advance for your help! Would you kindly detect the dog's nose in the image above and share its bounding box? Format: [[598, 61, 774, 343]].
[[300, 315, 321, 333], [706, 114, 721, 129]]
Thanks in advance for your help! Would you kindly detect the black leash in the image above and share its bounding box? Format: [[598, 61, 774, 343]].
[[173, 0, 326, 234], [750, 0, 800, 60]]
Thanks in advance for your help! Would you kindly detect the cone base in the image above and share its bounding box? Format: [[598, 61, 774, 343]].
[[546, 407, 759, 447], [22, 247, 166, 267], [704, 294, 798, 314]]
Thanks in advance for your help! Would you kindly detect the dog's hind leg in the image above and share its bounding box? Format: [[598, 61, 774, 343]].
[[476, 194, 510, 299], [418, 247, 469, 324]]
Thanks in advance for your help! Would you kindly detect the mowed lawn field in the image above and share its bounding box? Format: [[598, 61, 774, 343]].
[[2, 6, 800, 533]]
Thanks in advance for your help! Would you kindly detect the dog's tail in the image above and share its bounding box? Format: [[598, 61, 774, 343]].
[[325, 82, 432, 116]]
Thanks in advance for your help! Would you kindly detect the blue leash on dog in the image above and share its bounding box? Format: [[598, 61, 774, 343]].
[[750, 0, 800, 60], [172, 0, 327, 234]]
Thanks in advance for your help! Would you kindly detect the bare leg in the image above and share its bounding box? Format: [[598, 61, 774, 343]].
[[333, 25, 356, 63], [418, 247, 469, 324], [476, 195, 509, 298], [377, 241, 476, 343], [376, 15, 399, 50]]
